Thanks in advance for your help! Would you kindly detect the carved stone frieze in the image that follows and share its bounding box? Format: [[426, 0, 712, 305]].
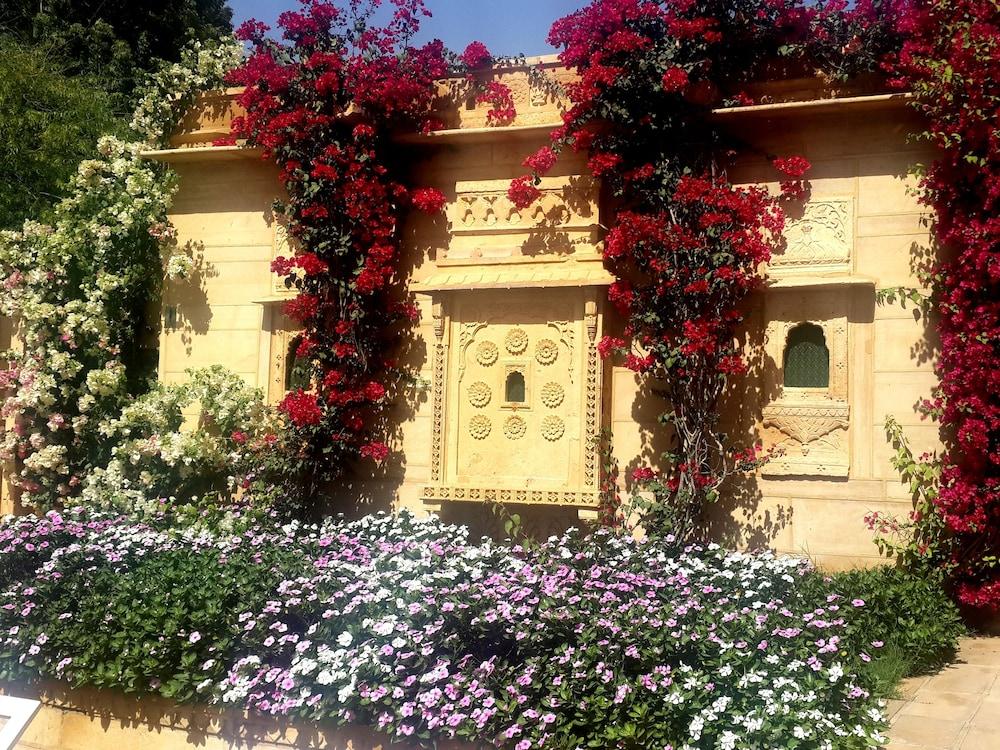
[[761, 398, 850, 477], [430, 302, 448, 483], [763, 402, 850, 449], [774, 198, 853, 270], [421, 484, 601, 508], [443, 177, 600, 262]]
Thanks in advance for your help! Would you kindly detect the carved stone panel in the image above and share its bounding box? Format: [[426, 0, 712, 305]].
[[422, 287, 604, 506], [772, 198, 854, 271], [762, 396, 850, 477], [760, 289, 850, 477], [443, 177, 600, 262]]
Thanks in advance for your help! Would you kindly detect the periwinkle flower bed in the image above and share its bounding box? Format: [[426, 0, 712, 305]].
[[0, 510, 889, 749]]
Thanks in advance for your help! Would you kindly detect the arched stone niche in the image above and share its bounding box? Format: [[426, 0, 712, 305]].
[[761, 289, 850, 477]]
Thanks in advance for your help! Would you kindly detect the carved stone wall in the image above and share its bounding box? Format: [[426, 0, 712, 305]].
[[442, 176, 600, 262]]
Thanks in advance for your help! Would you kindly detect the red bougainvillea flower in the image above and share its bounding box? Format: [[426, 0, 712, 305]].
[[772, 156, 812, 178], [411, 187, 448, 213], [460, 41, 493, 69], [523, 146, 558, 174], [631, 467, 656, 483], [279, 390, 323, 427], [477, 81, 517, 124], [508, 175, 542, 208], [296, 253, 329, 275], [284, 293, 320, 323], [661, 66, 690, 93], [360, 441, 390, 462]]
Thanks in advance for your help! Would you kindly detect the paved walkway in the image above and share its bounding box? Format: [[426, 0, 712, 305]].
[[887, 637, 1000, 750]]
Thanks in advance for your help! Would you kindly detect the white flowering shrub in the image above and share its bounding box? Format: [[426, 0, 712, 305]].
[[82, 366, 279, 518], [0, 509, 895, 748], [0, 38, 243, 509]]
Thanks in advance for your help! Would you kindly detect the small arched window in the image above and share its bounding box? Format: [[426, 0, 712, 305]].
[[285, 336, 311, 392], [783, 323, 830, 388], [505, 371, 526, 403]]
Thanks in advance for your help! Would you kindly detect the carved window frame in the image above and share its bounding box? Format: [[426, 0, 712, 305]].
[[501, 363, 531, 410], [419, 289, 605, 517], [262, 305, 304, 406], [762, 293, 851, 478]]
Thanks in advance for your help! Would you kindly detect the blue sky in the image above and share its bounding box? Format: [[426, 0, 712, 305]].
[[228, 0, 583, 56]]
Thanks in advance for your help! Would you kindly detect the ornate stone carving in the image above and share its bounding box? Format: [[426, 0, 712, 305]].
[[452, 178, 596, 232], [468, 414, 492, 440], [541, 416, 565, 442], [457, 321, 488, 384], [504, 415, 527, 440], [505, 327, 528, 355], [763, 403, 850, 449], [430, 302, 448, 483], [475, 340, 498, 367], [761, 398, 850, 477], [546, 320, 575, 382], [443, 176, 600, 261], [421, 484, 601, 508], [541, 381, 565, 408], [584, 297, 600, 487], [775, 199, 853, 269], [468, 381, 492, 408], [535, 338, 558, 365], [761, 291, 851, 477]]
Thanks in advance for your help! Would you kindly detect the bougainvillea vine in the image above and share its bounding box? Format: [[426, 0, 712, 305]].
[[512, 0, 826, 537], [228, 1, 510, 501], [226, 0, 449, 497], [891, 0, 1000, 610]]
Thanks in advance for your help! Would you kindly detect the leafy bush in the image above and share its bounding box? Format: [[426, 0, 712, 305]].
[[2, 509, 893, 749], [812, 566, 965, 696], [81, 366, 281, 520]]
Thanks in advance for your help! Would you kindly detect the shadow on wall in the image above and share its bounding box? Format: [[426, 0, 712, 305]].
[[163, 240, 214, 354]]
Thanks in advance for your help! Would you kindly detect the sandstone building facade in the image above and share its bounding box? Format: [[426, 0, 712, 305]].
[[147, 59, 938, 568]]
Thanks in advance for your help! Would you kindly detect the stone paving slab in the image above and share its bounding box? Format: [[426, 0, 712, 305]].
[[887, 637, 1000, 750]]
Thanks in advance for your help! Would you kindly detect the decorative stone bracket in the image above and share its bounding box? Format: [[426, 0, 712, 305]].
[[762, 398, 850, 477]]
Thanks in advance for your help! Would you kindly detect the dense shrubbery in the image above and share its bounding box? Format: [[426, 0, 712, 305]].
[[818, 566, 964, 695], [80, 366, 283, 520], [0, 39, 242, 510], [0, 508, 962, 748]]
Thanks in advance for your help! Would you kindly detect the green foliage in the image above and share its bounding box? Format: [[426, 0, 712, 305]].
[[807, 565, 965, 696], [0, 39, 122, 229], [0, 0, 233, 102], [866, 417, 949, 574], [1, 530, 310, 699], [0, 0, 232, 228]]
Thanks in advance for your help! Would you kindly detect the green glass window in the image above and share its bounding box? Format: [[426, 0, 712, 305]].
[[783, 323, 830, 388], [505, 371, 526, 403], [285, 337, 311, 392]]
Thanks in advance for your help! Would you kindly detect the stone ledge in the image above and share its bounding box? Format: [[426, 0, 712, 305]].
[[0, 680, 481, 750]]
